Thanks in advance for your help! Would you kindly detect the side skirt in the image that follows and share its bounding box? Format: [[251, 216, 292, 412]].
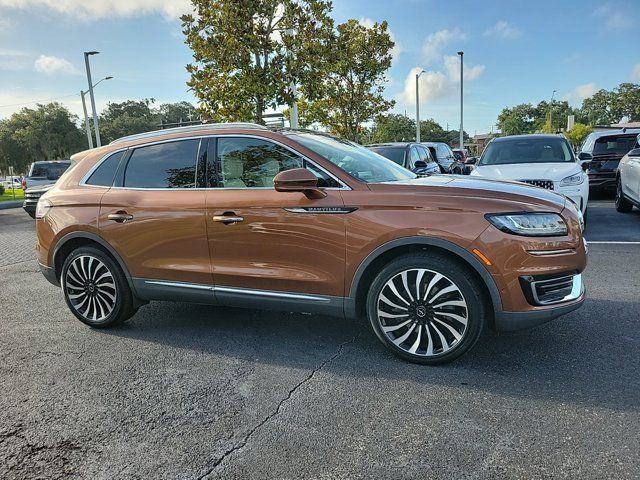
[[132, 279, 345, 318]]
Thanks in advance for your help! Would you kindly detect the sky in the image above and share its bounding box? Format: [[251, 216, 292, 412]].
[[0, 0, 638, 135]]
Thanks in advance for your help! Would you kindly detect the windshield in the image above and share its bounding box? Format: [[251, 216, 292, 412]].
[[593, 135, 638, 155], [479, 137, 574, 166], [287, 132, 416, 183], [30, 162, 71, 179], [368, 147, 405, 166]]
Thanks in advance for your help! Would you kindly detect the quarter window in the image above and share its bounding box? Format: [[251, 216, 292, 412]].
[[124, 140, 199, 188], [86, 151, 123, 187]]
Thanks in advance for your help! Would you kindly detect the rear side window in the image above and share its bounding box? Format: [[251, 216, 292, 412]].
[[369, 147, 405, 166], [86, 151, 123, 186], [124, 140, 199, 188]]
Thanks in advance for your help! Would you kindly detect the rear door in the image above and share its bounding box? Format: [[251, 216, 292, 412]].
[[417, 146, 439, 175], [99, 138, 211, 286], [204, 135, 347, 303]]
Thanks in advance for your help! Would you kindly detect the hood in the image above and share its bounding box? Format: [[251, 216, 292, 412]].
[[375, 174, 566, 211], [470, 162, 581, 181], [25, 183, 55, 193]]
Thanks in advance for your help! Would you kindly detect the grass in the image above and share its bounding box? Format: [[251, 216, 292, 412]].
[[0, 188, 25, 202]]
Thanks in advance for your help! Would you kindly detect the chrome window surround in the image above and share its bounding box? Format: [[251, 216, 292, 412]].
[[80, 134, 350, 191]]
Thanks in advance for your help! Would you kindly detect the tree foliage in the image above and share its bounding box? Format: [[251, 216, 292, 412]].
[[582, 83, 640, 125], [299, 18, 395, 141], [565, 123, 593, 148], [182, 0, 334, 124], [0, 103, 84, 174], [370, 114, 415, 143]]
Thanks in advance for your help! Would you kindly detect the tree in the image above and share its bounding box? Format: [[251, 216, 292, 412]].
[[613, 83, 640, 122], [370, 114, 415, 143], [182, 0, 334, 124], [300, 19, 395, 141], [580, 89, 618, 125], [419, 119, 448, 142], [157, 101, 197, 125], [99, 99, 157, 144], [0, 103, 84, 173], [565, 123, 592, 148]]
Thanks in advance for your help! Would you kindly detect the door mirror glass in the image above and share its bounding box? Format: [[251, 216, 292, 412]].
[[465, 156, 478, 165], [413, 160, 427, 169], [578, 151, 593, 161], [627, 148, 640, 157], [274, 168, 327, 199]]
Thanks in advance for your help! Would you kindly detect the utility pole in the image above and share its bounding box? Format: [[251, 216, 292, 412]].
[[457, 51, 464, 149], [415, 70, 425, 142], [81, 91, 94, 149], [549, 89, 557, 132], [84, 51, 101, 146]]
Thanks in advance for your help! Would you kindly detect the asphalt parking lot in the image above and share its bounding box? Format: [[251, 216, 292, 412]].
[[1, 200, 639, 479]]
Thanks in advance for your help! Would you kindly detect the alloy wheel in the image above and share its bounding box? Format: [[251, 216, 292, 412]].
[[63, 255, 117, 322], [376, 268, 468, 357]]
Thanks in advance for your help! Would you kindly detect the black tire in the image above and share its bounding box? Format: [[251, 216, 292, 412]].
[[582, 206, 588, 232], [61, 246, 136, 328], [615, 176, 633, 213], [366, 252, 486, 365]]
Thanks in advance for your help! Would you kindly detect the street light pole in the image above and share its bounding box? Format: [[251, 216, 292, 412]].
[[457, 51, 464, 149], [84, 51, 102, 147], [80, 90, 93, 149], [549, 89, 557, 132], [415, 70, 425, 142]]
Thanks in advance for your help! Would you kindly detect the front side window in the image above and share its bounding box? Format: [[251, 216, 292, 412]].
[[409, 147, 421, 167], [285, 132, 416, 183], [124, 140, 199, 188], [436, 144, 452, 159], [479, 137, 574, 166], [418, 146, 433, 163]]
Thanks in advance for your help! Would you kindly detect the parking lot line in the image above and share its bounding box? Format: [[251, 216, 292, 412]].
[[587, 241, 640, 244]]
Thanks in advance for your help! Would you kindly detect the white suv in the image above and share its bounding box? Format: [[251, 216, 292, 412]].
[[470, 134, 589, 215], [616, 145, 640, 213]]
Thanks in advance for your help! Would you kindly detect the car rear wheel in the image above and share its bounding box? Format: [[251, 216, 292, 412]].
[[615, 177, 633, 213], [61, 246, 136, 328], [366, 253, 485, 365]]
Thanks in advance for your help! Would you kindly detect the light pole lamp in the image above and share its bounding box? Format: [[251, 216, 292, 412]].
[[84, 51, 102, 147], [415, 69, 425, 142], [457, 51, 464, 149], [81, 76, 113, 148]]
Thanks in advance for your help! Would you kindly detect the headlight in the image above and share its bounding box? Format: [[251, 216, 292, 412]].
[[485, 212, 568, 237], [35, 199, 52, 219], [560, 172, 584, 186]]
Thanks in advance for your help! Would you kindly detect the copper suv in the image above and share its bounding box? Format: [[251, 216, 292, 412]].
[[35, 124, 587, 364]]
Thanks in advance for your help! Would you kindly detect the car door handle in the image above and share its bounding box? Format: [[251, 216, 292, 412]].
[[108, 212, 134, 223], [212, 214, 244, 225]]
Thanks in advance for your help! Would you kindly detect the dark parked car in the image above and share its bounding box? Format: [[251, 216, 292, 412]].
[[577, 129, 640, 191], [22, 160, 72, 191], [421, 142, 466, 174], [367, 142, 440, 176], [23, 183, 54, 218]]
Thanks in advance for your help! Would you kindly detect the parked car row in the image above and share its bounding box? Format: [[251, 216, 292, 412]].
[[21, 160, 71, 217], [366, 142, 467, 175]]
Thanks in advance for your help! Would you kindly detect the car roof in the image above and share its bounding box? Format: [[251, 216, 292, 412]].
[[111, 122, 268, 145], [33, 160, 71, 164], [421, 142, 447, 146], [366, 142, 415, 148], [491, 134, 566, 143], [589, 129, 640, 140]]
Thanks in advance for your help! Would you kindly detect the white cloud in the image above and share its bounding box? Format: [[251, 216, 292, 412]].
[[359, 17, 402, 64], [593, 3, 633, 30], [34, 55, 80, 75], [483, 21, 522, 40], [422, 28, 466, 65], [397, 58, 486, 107], [0, 0, 191, 20], [631, 63, 640, 82], [563, 83, 598, 105]]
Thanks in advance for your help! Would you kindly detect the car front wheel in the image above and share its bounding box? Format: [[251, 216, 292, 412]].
[[61, 246, 136, 328], [615, 177, 633, 213], [366, 253, 485, 365]]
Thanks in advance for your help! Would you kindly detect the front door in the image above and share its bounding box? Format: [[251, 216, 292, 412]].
[[204, 136, 348, 305], [99, 138, 211, 286]]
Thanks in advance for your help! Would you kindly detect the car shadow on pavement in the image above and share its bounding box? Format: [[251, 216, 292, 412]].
[[99, 297, 639, 413]]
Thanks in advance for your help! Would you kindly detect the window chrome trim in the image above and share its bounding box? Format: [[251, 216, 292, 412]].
[[81, 134, 351, 191]]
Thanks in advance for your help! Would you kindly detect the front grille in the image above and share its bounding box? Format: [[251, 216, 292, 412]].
[[520, 273, 581, 306], [518, 179, 554, 190], [24, 191, 44, 205]]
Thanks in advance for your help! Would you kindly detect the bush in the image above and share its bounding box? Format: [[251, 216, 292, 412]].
[[0, 184, 5, 196]]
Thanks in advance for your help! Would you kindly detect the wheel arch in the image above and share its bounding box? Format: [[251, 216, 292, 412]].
[[52, 232, 137, 297], [346, 236, 502, 325]]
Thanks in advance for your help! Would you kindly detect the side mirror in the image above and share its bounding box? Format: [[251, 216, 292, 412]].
[[465, 157, 478, 165], [627, 148, 640, 157], [581, 162, 590, 171], [413, 160, 427, 169], [578, 152, 593, 161], [273, 168, 327, 199]]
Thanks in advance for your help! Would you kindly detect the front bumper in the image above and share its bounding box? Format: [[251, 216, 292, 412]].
[[494, 293, 585, 331], [588, 174, 616, 190]]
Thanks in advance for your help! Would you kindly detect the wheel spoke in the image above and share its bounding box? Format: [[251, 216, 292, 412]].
[[382, 318, 413, 333], [430, 320, 450, 351], [428, 284, 458, 304], [393, 322, 417, 346], [423, 273, 443, 301], [425, 324, 434, 355], [431, 300, 466, 309], [433, 310, 468, 326], [408, 324, 422, 354], [379, 293, 408, 311], [415, 269, 426, 302], [432, 318, 462, 342], [386, 281, 410, 306], [71, 261, 85, 282], [401, 271, 414, 301], [68, 291, 87, 300], [378, 311, 410, 319]]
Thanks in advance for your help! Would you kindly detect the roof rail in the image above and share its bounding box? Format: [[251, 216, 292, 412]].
[[110, 122, 268, 145]]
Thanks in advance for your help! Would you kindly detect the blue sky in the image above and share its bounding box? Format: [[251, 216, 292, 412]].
[[0, 0, 638, 135]]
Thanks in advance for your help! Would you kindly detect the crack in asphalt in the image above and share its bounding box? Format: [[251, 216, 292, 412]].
[[196, 335, 358, 479]]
